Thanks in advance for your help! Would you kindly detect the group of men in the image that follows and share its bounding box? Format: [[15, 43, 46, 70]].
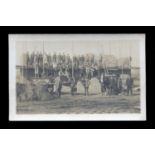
[[51, 76, 91, 98], [23, 52, 131, 79], [100, 74, 134, 96], [23, 52, 97, 78], [50, 73, 134, 98], [23, 52, 134, 97], [24, 52, 96, 69]]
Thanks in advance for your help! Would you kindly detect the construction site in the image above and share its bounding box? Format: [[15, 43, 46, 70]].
[[16, 40, 140, 114]]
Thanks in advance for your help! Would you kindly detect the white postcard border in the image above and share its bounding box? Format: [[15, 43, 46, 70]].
[[9, 34, 146, 121]]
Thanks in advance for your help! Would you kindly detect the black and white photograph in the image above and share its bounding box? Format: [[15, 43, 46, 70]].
[[9, 34, 146, 121]]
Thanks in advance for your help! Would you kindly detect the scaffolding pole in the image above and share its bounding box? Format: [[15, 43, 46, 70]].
[[72, 41, 74, 78], [129, 43, 132, 77], [42, 41, 45, 76]]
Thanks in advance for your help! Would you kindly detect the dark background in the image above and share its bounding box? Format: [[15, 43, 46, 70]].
[[0, 26, 154, 129]]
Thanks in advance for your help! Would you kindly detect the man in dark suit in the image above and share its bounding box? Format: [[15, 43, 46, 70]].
[[126, 76, 134, 95]]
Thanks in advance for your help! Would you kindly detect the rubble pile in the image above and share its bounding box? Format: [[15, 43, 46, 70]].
[[16, 79, 53, 102]]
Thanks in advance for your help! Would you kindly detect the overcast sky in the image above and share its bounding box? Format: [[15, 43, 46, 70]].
[[16, 39, 140, 67]]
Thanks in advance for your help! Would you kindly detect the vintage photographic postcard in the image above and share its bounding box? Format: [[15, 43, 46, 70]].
[[9, 34, 146, 121]]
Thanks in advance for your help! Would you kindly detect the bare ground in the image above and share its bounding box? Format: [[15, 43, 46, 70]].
[[17, 93, 140, 114]]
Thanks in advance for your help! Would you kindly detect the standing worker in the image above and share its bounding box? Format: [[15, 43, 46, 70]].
[[117, 76, 122, 94], [84, 78, 90, 96], [126, 76, 134, 95], [70, 77, 75, 96], [100, 73, 105, 96], [54, 75, 62, 98], [109, 76, 114, 95], [34, 53, 39, 78]]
